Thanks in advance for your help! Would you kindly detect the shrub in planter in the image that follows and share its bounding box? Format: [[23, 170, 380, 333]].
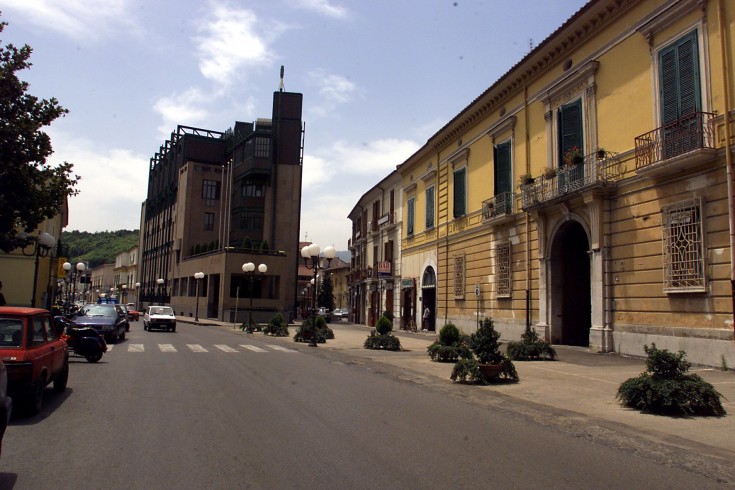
[[507, 329, 557, 361], [364, 328, 402, 351], [240, 321, 261, 333], [375, 315, 393, 336], [450, 358, 483, 384], [427, 324, 471, 362], [293, 315, 333, 343], [263, 313, 289, 337], [467, 318, 518, 382], [617, 344, 726, 416]]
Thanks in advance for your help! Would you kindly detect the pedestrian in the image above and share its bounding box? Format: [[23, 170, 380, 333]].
[[422, 305, 430, 331], [0, 281, 6, 306]]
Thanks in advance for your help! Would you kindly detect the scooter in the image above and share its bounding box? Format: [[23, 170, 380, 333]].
[[54, 316, 108, 363]]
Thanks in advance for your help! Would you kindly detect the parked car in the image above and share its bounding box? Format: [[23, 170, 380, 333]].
[[125, 303, 141, 321], [317, 307, 332, 322], [71, 303, 127, 344], [117, 304, 132, 331], [0, 307, 69, 415], [0, 360, 11, 456], [143, 306, 177, 332]]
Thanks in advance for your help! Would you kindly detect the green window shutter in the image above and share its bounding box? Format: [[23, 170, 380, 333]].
[[494, 141, 512, 195], [407, 198, 415, 235], [659, 30, 700, 124], [425, 186, 434, 229], [558, 98, 583, 163], [453, 168, 466, 218]]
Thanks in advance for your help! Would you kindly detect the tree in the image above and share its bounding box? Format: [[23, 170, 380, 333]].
[[0, 15, 80, 252], [317, 273, 335, 311]]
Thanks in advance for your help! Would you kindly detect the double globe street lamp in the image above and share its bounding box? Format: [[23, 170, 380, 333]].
[[242, 262, 267, 329], [19, 231, 56, 308], [63, 261, 86, 308], [301, 243, 335, 347], [156, 278, 165, 305]]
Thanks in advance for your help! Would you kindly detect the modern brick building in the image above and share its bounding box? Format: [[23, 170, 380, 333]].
[[139, 90, 304, 323]]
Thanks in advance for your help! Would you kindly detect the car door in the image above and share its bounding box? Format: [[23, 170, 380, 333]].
[[29, 315, 53, 383], [42, 315, 66, 374]]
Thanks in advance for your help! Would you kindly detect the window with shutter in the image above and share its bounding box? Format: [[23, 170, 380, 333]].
[[407, 197, 415, 236], [453, 167, 466, 218], [425, 185, 435, 229], [494, 141, 512, 196], [558, 98, 583, 164]]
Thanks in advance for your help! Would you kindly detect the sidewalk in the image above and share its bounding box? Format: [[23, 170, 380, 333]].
[[179, 317, 735, 459]]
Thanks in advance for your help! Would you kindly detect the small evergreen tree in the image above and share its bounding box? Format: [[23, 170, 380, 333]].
[[317, 273, 336, 311]]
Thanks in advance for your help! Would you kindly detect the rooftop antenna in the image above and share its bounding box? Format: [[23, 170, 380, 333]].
[[279, 65, 285, 92]]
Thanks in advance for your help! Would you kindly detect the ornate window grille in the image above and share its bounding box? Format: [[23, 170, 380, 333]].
[[495, 241, 511, 298], [662, 197, 705, 293], [453, 253, 465, 299]]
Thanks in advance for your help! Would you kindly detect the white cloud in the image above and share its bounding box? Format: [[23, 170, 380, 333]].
[[294, 0, 349, 19], [152, 88, 211, 139], [328, 138, 419, 175], [306, 70, 359, 119], [2, 0, 137, 41], [48, 131, 149, 232], [194, 3, 284, 87]]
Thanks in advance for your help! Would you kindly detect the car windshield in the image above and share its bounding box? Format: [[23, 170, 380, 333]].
[[78, 305, 117, 318], [0, 318, 24, 347], [150, 307, 174, 316]]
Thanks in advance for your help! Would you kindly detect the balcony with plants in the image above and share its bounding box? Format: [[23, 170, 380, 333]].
[[481, 191, 515, 224], [520, 149, 624, 209], [634, 111, 716, 178]]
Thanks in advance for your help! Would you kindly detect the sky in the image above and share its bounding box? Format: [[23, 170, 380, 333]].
[[2, 0, 588, 251]]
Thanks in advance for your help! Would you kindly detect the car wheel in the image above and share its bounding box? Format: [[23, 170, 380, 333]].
[[53, 362, 69, 393], [120, 328, 126, 341], [27, 375, 46, 415], [172, 326, 176, 333]]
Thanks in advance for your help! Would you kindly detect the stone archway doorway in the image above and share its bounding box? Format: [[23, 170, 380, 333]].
[[421, 266, 436, 332], [549, 220, 591, 347]]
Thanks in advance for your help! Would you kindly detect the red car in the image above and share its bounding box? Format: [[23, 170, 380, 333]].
[[0, 307, 69, 415], [125, 303, 140, 321]]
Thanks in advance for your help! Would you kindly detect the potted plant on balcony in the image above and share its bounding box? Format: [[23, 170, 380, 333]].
[[563, 146, 583, 166], [542, 167, 557, 180], [518, 173, 534, 187]]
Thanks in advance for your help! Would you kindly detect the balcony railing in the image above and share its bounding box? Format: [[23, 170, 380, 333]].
[[521, 151, 624, 208], [482, 192, 515, 222], [635, 111, 716, 170]]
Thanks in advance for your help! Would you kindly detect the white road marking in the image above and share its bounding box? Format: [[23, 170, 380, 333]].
[[240, 344, 266, 353], [215, 344, 239, 352], [266, 344, 296, 353], [128, 344, 144, 352], [159, 344, 177, 352], [187, 344, 208, 352]]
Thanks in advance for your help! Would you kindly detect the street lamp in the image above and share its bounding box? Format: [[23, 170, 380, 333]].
[[122, 284, 128, 305], [63, 261, 85, 308], [301, 244, 335, 346], [242, 262, 267, 330], [135, 282, 141, 310], [194, 272, 204, 321], [20, 231, 56, 307], [157, 278, 164, 305]]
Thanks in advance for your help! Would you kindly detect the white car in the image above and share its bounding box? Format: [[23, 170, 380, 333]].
[[143, 306, 177, 332]]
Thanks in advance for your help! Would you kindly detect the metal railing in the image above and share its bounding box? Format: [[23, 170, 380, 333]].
[[481, 192, 515, 221], [634, 111, 716, 170], [521, 151, 624, 208]]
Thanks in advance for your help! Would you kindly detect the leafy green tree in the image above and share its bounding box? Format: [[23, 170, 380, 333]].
[[0, 16, 81, 252]]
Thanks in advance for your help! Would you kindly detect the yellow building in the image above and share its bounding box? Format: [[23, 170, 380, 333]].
[[396, 0, 734, 367]]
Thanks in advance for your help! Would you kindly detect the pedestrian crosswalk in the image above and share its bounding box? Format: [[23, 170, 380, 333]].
[[107, 343, 299, 354]]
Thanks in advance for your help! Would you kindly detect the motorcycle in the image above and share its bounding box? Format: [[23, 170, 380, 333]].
[[54, 316, 108, 363]]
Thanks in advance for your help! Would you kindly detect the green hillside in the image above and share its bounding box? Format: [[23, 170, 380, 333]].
[[62, 230, 139, 268]]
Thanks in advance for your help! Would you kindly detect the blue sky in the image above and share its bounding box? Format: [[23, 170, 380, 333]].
[[2, 0, 587, 250]]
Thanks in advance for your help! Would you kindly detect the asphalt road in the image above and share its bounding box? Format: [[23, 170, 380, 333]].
[[0, 321, 727, 489]]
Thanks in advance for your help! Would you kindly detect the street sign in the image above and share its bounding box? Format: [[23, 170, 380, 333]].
[[474, 283, 480, 297]]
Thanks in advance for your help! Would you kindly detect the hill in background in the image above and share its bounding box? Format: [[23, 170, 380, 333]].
[[62, 230, 139, 269]]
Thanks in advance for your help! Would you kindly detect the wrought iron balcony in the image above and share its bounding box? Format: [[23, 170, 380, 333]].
[[521, 151, 624, 209], [482, 192, 515, 222], [634, 111, 716, 175]]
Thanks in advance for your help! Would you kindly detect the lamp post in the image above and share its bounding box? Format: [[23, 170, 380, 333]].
[[157, 278, 164, 305], [63, 261, 85, 308], [122, 284, 128, 305], [135, 282, 141, 310], [194, 272, 204, 321], [242, 262, 267, 330], [21, 231, 56, 307], [301, 243, 335, 346]]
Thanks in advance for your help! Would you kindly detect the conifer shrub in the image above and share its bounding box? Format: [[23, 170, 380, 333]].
[[427, 323, 471, 362], [507, 329, 557, 361], [617, 344, 726, 416], [263, 313, 289, 337], [364, 315, 401, 351]]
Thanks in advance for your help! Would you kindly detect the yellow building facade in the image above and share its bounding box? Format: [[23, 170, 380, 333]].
[[397, 0, 734, 366]]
